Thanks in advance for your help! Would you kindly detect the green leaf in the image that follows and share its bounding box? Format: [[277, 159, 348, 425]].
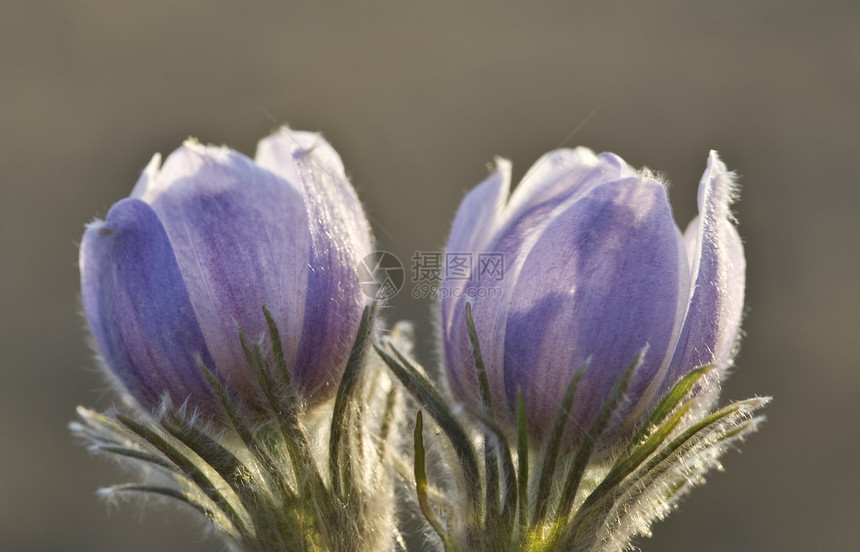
[[465, 302, 502, 530], [465, 301, 494, 416], [625, 365, 712, 453], [414, 411, 458, 552], [329, 302, 376, 499], [159, 410, 254, 497], [462, 404, 518, 549], [102, 484, 227, 530], [563, 402, 693, 544], [374, 342, 482, 521], [262, 304, 298, 405], [530, 363, 585, 527], [560, 366, 716, 541], [588, 402, 692, 512], [95, 444, 176, 471], [242, 311, 324, 496], [114, 413, 251, 538], [561, 397, 769, 550], [555, 350, 642, 521], [198, 361, 295, 502], [516, 390, 530, 538], [376, 386, 399, 461]]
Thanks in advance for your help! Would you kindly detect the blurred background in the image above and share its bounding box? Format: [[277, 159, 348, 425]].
[[2, 1, 858, 550]]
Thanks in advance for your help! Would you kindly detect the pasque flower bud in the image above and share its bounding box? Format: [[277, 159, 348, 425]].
[[80, 129, 372, 415], [441, 148, 744, 446]]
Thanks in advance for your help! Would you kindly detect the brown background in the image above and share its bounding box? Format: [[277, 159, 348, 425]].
[[2, 1, 858, 550]]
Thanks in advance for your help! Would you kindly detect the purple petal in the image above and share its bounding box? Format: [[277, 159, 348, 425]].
[[80, 198, 216, 412], [129, 153, 161, 199], [481, 150, 638, 291], [717, 222, 745, 364], [256, 129, 373, 400], [134, 142, 312, 400], [443, 149, 639, 411], [255, 129, 372, 259], [667, 151, 744, 389], [446, 158, 512, 255], [501, 148, 637, 235], [502, 176, 688, 439], [441, 160, 511, 368]]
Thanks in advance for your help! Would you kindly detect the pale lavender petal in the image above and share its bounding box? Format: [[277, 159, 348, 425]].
[[446, 158, 512, 257], [441, 299, 482, 409], [444, 150, 640, 412], [256, 129, 373, 400], [483, 150, 637, 290], [681, 216, 745, 370], [717, 222, 745, 364], [129, 153, 161, 199], [443, 269, 511, 414], [667, 151, 743, 385], [255, 128, 372, 260], [501, 147, 637, 234], [442, 148, 744, 447], [440, 160, 511, 365], [80, 198, 216, 412], [502, 177, 687, 439], [136, 142, 312, 400]]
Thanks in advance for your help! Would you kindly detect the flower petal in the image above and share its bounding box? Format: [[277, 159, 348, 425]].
[[129, 153, 162, 199], [443, 149, 642, 414], [482, 150, 637, 287], [255, 128, 371, 259], [502, 176, 688, 439], [502, 148, 637, 235], [667, 151, 744, 390], [441, 159, 511, 356], [256, 129, 373, 400], [80, 198, 215, 412], [135, 142, 312, 400], [446, 158, 512, 256]]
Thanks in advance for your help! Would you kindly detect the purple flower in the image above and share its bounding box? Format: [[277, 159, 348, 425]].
[[80, 129, 372, 415], [441, 148, 744, 446]]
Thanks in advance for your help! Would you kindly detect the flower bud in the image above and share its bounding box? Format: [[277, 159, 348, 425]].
[[80, 128, 372, 415], [441, 148, 744, 446]]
